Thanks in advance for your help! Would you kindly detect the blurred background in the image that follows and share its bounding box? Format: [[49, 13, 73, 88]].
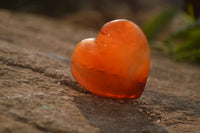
[[0, 0, 199, 63]]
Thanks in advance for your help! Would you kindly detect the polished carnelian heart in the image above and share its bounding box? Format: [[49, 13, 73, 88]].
[[70, 19, 150, 99]]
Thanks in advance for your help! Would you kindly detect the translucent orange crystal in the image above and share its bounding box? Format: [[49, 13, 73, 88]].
[[70, 19, 150, 99]]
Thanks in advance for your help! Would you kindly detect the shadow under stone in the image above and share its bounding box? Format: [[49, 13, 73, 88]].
[[142, 90, 200, 115], [74, 95, 168, 133]]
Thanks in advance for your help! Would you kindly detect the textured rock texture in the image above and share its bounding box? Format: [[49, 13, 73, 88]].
[[0, 9, 200, 133]]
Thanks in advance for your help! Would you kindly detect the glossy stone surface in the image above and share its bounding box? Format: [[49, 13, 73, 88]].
[[70, 19, 150, 99]]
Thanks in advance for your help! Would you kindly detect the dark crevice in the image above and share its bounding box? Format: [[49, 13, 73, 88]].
[[0, 55, 87, 94], [38, 51, 70, 64], [60, 79, 89, 94]]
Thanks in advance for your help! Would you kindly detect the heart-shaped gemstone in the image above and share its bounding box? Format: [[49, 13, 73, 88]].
[[70, 19, 150, 99]]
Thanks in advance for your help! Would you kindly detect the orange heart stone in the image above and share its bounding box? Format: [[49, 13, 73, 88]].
[[70, 19, 150, 99]]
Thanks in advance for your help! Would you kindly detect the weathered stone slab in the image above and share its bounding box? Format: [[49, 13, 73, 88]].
[[0, 9, 200, 133]]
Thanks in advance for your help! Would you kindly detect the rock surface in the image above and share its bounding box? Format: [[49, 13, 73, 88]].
[[0, 9, 200, 133]]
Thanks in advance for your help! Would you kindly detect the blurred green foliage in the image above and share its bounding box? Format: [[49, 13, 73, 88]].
[[142, 8, 200, 63], [166, 20, 200, 62], [142, 8, 177, 41]]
